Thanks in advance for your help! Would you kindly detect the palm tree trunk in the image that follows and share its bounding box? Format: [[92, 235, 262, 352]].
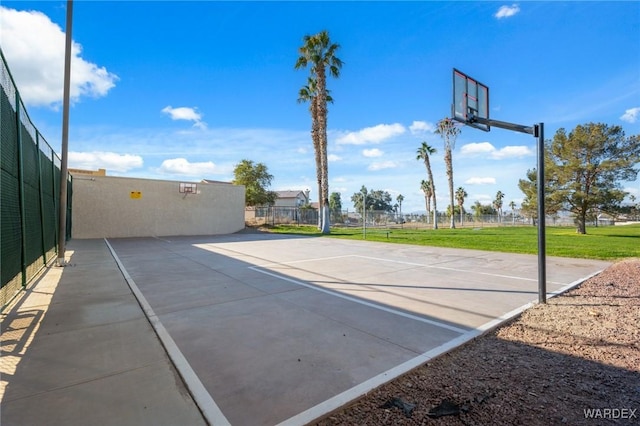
[[311, 98, 322, 229], [424, 196, 430, 224], [317, 68, 330, 234], [445, 149, 455, 229], [425, 165, 437, 229]]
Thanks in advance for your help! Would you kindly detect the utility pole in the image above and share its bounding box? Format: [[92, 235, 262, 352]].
[[57, 0, 73, 266]]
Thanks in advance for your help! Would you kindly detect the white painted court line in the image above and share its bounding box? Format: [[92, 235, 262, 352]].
[[247, 253, 567, 286], [277, 269, 603, 426], [353, 254, 567, 285], [104, 239, 231, 426], [249, 266, 469, 334]]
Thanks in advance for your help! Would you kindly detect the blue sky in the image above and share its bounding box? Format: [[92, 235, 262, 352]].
[[2, 1, 639, 213]]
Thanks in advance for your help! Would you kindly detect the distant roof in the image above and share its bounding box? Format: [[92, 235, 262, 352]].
[[201, 179, 232, 184], [69, 168, 106, 176], [276, 190, 305, 198]]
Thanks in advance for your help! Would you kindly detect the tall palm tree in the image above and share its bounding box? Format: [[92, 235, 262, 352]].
[[396, 194, 404, 222], [295, 30, 342, 234], [494, 191, 505, 223], [420, 180, 432, 224], [297, 77, 321, 228], [509, 200, 517, 225], [297, 78, 333, 229], [455, 187, 468, 226], [416, 142, 438, 229], [435, 118, 461, 229]]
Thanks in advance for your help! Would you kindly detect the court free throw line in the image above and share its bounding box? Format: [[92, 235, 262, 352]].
[[249, 266, 469, 334], [353, 254, 566, 285]]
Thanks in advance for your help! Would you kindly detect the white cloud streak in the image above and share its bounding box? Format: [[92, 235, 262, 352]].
[[161, 106, 207, 129], [69, 151, 143, 172], [368, 161, 398, 171], [460, 142, 533, 159], [362, 148, 383, 157], [0, 6, 118, 108], [465, 177, 496, 185], [620, 107, 640, 123], [495, 4, 520, 19], [409, 120, 435, 134], [159, 158, 217, 176], [336, 123, 405, 145]]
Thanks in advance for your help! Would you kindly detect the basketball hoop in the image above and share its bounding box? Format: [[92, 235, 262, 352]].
[[179, 182, 198, 197]]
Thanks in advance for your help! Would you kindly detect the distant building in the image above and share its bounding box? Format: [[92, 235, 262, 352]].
[[201, 179, 233, 185], [68, 168, 106, 176], [274, 190, 310, 208]]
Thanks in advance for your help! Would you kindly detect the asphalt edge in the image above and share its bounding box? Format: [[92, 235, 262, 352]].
[[281, 269, 605, 426], [104, 238, 231, 426]]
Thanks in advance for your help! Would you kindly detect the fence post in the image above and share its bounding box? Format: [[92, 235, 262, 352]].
[[15, 93, 27, 288], [36, 131, 47, 265]]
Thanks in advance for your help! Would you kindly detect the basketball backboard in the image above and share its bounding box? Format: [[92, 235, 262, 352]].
[[452, 68, 490, 132], [179, 182, 198, 194]]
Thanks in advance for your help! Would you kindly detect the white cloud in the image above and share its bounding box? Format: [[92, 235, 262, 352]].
[[159, 158, 217, 176], [69, 151, 143, 173], [328, 154, 342, 161], [0, 6, 118, 108], [409, 120, 435, 134], [491, 146, 533, 159], [465, 177, 496, 185], [461, 142, 495, 156], [336, 123, 405, 145], [368, 161, 398, 171], [620, 107, 640, 123], [362, 148, 383, 157], [495, 4, 520, 19], [161, 106, 207, 129], [460, 142, 533, 159]]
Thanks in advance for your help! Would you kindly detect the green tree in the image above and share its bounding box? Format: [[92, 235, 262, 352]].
[[296, 30, 343, 234], [420, 179, 433, 224], [329, 191, 342, 222], [436, 118, 461, 229], [518, 168, 561, 221], [455, 187, 468, 225], [232, 159, 277, 207], [351, 186, 393, 213], [416, 142, 438, 229], [351, 186, 369, 214], [546, 123, 639, 234], [471, 201, 497, 218]]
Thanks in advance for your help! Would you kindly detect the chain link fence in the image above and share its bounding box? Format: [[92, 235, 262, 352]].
[[246, 206, 615, 229], [1, 49, 71, 311]]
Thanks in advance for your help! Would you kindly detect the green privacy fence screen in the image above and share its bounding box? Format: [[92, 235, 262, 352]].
[[1, 49, 72, 311]]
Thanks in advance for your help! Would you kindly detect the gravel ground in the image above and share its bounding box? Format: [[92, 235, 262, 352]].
[[313, 259, 640, 425]]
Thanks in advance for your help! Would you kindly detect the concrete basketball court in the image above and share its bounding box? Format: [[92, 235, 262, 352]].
[[105, 232, 610, 426]]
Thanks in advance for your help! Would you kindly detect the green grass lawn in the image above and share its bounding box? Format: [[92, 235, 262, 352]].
[[264, 224, 640, 260]]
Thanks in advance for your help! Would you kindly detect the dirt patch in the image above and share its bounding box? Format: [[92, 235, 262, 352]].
[[314, 259, 640, 425]]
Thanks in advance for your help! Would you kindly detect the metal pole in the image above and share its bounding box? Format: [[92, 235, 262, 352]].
[[57, 0, 73, 266], [535, 123, 547, 303], [363, 191, 367, 239]]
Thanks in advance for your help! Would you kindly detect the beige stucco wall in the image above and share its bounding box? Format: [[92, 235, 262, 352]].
[[72, 176, 245, 238]]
